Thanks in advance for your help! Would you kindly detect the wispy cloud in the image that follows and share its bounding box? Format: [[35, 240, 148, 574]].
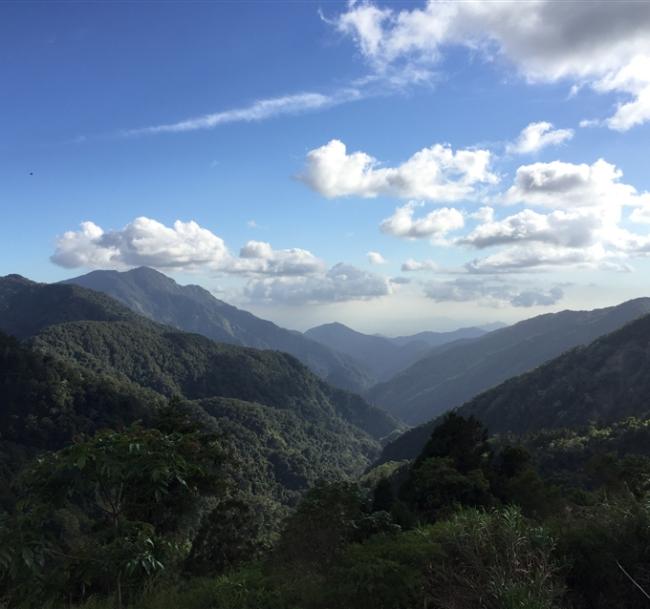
[[120, 89, 362, 137]]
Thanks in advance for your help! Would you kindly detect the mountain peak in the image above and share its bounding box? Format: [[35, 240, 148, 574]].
[[63, 267, 374, 394]]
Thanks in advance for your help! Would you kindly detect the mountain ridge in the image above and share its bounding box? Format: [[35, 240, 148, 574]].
[[62, 267, 374, 394], [378, 305, 650, 463], [367, 296, 650, 425], [305, 321, 489, 382]]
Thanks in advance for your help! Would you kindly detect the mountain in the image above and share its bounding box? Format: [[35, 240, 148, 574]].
[[0, 275, 401, 508], [387, 326, 489, 348], [62, 267, 373, 394], [379, 307, 650, 464], [305, 322, 427, 381], [367, 298, 650, 425], [305, 322, 490, 382]]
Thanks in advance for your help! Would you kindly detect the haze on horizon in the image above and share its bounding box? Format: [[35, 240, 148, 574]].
[[2, 0, 650, 334]]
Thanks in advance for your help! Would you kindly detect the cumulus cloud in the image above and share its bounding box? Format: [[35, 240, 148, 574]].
[[380, 202, 464, 240], [503, 159, 648, 209], [401, 258, 439, 272], [459, 208, 609, 250], [235, 240, 326, 275], [469, 206, 495, 223], [594, 55, 650, 131], [300, 139, 497, 201], [244, 263, 391, 304], [464, 244, 612, 274], [506, 121, 574, 154], [332, 0, 650, 129], [367, 251, 387, 265], [52, 217, 230, 271], [52, 218, 324, 277], [630, 206, 650, 225], [423, 277, 564, 308], [457, 158, 650, 273]]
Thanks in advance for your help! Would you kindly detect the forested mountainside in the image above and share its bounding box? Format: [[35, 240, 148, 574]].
[[305, 322, 488, 382], [0, 274, 397, 441], [0, 275, 401, 531], [64, 267, 373, 393], [378, 308, 650, 464], [367, 297, 650, 425], [4, 274, 650, 608]]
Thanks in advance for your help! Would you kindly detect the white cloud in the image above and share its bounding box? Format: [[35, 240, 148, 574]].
[[401, 258, 439, 272], [630, 205, 650, 225], [458, 158, 650, 273], [506, 121, 574, 155], [423, 277, 564, 308], [504, 159, 648, 209], [300, 139, 497, 201], [464, 244, 612, 274], [52, 218, 324, 277], [594, 56, 650, 131], [459, 208, 608, 250], [235, 240, 326, 275], [380, 202, 464, 240], [469, 206, 495, 223], [367, 251, 387, 265], [51, 217, 230, 271], [122, 89, 362, 137], [332, 1, 650, 129], [244, 263, 391, 304]]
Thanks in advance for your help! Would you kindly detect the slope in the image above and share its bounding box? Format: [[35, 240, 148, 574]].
[[367, 298, 650, 425], [379, 308, 650, 463], [63, 267, 373, 393], [0, 274, 405, 524]]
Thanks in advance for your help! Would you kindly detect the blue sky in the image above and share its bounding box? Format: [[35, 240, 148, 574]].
[[2, 0, 650, 333]]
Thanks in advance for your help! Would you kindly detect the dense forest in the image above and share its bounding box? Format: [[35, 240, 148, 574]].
[[2, 274, 650, 608]]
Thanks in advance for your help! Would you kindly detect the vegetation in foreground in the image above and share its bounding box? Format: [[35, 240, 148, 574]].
[[2, 412, 650, 609]]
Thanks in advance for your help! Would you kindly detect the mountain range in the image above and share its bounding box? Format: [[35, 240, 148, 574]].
[[0, 273, 400, 517], [64, 267, 500, 389], [304, 322, 489, 382], [367, 297, 650, 425], [63, 267, 374, 394], [379, 303, 650, 464]]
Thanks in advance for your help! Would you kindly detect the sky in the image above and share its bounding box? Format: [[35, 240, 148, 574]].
[[2, 0, 650, 334]]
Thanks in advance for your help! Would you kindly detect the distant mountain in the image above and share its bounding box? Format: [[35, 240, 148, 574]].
[[367, 298, 650, 425], [480, 321, 508, 332], [63, 267, 373, 394], [0, 274, 401, 517], [305, 322, 490, 383], [379, 307, 650, 464], [387, 326, 489, 348]]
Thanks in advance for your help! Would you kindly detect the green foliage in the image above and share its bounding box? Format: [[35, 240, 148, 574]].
[[0, 332, 161, 452], [403, 457, 492, 521], [273, 481, 368, 571], [0, 425, 225, 609], [554, 497, 650, 609], [323, 529, 441, 609], [427, 507, 564, 609]]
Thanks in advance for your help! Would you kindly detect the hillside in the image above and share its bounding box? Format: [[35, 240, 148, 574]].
[[388, 326, 489, 348], [379, 308, 650, 464], [0, 275, 401, 507], [305, 322, 489, 382], [64, 267, 373, 393], [367, 298, 650, 425]]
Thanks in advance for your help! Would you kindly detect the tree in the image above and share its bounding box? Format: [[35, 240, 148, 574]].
[[1, 425, 225, 609], [416, 412, 492, 474]]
